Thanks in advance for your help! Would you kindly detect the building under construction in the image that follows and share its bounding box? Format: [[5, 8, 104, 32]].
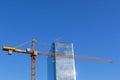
[[2, 39, 113, 80], [48, 42, 76, 80]]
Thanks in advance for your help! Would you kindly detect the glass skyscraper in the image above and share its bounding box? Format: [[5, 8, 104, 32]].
[[47, 42, 76, 80]]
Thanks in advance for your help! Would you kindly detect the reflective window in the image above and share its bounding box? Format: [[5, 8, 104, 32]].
[[48, 42, 76, 80]]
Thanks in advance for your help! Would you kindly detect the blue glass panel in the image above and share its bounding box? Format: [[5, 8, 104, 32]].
[[47, 42, 76, 80]]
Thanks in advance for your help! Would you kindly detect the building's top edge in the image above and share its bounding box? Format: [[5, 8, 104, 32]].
[[53, 42, 73, 44]]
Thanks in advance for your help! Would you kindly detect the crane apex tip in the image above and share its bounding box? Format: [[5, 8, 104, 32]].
[[32, 39, 37, 42]]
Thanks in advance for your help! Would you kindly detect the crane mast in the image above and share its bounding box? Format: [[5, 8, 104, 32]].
[[31, 39, 36, 80]]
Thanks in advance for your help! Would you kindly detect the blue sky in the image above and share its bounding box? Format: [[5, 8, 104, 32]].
[[0, 0, 120, 80]]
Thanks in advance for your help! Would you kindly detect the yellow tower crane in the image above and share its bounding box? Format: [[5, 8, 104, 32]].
[[2, 39, 113, 80]]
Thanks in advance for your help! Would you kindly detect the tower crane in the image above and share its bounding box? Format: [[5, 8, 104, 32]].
[[2, 39, 113, 80]]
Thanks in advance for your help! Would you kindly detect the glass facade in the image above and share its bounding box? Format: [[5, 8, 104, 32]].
[[47, 42, 76, 80]]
